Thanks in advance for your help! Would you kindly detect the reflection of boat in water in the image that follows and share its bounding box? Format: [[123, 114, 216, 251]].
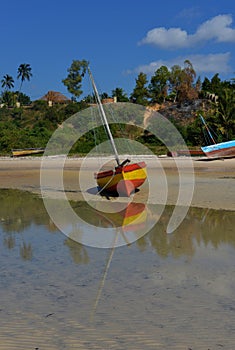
[[97, 202, 147, 232], [88, 200, 148, 319], [200, 115, 235, 158], [66, 200, 152, 249], [1, 189, 235, 260], [78, 202, 147, 232], [117, 202, 147, 231], [12, 148, 45, 157], [88, 68, 147, 196]]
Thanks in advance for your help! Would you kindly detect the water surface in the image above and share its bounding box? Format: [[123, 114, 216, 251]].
[[0, 189, 235, 349]]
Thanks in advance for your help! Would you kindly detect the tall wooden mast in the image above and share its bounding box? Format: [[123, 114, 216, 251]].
[[88, 67, 121, 167]]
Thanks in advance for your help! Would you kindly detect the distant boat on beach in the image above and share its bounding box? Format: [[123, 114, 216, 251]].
[[12, 148, 45, 157], [200, 115, 235, 158], [167, 149, 204, 157]]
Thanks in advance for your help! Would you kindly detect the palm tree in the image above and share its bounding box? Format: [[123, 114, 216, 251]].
[[217, 88, 235, 140], [17, 63, 32, 92], [1, 74, 14, 90]]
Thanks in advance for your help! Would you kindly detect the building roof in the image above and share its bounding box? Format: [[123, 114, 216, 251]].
[[40, 91, 70, 103]]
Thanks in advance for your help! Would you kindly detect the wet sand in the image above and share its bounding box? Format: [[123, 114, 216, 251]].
[[0, 156, 235, 210]]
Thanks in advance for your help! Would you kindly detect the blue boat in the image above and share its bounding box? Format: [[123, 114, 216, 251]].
[[200, 115, 235, 158], [201, 140, 235, 158]]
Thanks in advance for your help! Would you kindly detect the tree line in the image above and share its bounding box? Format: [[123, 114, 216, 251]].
[[61, 59, 234, 102], [0, 59, 234, 155], [61, 58, 235, 142]]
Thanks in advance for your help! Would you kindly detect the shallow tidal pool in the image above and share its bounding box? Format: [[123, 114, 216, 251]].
[[0, 189, 235, 349]]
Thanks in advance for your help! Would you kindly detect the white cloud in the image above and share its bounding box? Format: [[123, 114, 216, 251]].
[[191, 53, 231, 74], [131, 53, 231, 76], [140, 27, 188, 49], [193, 15, 235, 43], [139, 14, 235, 49]]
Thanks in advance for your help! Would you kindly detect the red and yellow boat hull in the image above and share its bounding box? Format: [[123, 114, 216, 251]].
[[95, 161, 147, 196]]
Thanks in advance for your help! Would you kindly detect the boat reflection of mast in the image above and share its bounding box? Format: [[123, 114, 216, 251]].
[[90, 227, 129, 321]]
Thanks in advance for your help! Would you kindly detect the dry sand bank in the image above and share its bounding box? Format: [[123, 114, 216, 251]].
[[0, 156, 234, 210]]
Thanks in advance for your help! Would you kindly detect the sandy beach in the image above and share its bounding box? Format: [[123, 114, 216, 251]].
[[0, 155, 234, 210]]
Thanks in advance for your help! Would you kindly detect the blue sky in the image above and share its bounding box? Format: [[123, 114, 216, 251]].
[[1, 0, 235, 100]]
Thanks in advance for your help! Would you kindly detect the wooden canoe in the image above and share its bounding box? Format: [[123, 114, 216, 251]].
[[12, 148, 45, 157]]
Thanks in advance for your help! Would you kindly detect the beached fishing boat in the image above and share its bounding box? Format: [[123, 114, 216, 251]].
[[201, 140, 235, 158], [12, 148, 45, 157], [167, 149, 204, 157], [88, 68, 147, 196], [200, 115, 235, 158]]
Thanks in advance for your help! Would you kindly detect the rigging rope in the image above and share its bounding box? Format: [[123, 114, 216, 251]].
[[95, 171, 116, 196], [104, 102, 142, 162]]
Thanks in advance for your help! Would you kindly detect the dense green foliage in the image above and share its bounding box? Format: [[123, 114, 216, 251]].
[[0, 59, 234, 155], [0, 102, 86, 154]]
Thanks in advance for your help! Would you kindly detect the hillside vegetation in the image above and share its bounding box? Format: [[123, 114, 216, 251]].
[[0, 59, 234, 156], [0, 97, 229, 156]]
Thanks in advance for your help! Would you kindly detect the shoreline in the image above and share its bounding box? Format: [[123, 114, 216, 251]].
[[0, 156, 234, 211]]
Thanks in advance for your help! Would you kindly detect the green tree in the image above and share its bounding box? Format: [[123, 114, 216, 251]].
[[17, 63, 32, 92], [177, 60, 198, 103], [1, 74, 14, 91], [111, 87, 129, 102], [201, 77, 211, 93], [149, 66, 170, 104], [62, 59, 89, 101], [210, 73, 221, 95], [1, 91, 17, 107], [16, 91, 31, 105], [101, 92, 109, 99], [130, 72, 149, 106], [169, 65, 182, 102]]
